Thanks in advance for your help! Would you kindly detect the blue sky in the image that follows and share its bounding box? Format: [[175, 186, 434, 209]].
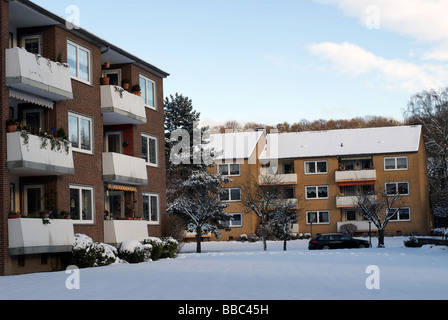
[[34, 0, 448, 127]]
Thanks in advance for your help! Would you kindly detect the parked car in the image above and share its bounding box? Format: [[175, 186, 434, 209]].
[[308, 233, 371, 250]]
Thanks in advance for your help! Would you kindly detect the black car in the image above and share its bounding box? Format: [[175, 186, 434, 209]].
[[308, 233, 371, 250]]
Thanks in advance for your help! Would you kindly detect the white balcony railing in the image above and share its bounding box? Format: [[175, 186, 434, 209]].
[[104, 220, 149, 246], [336, 195, 377, 208], [259, 173, 298, 185], [8, 218, 74, 255], [102, 152, 148, 186], [7, 132, 75, 176], [337, 221, 378, 232], [6, 47, 73, 101], [101, 85, 146, 125], [335, 169, 377, 183]]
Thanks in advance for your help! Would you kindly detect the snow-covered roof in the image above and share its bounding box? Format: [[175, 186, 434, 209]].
[[207, 131, 264, 160], [259, 125, 422, 160]]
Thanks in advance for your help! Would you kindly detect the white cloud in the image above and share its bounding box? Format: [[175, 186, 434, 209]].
[[315, 0, 448, 61], [310, 42, 448, 92]]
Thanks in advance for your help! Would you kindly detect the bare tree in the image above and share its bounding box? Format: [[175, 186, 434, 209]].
[[405, 87, 448, 228], [356, 189, 404, 248], [241, 174, 282, 251]]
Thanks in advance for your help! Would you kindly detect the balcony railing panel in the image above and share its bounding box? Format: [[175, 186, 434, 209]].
[[104, 220, 149, 246], [7, 132, 75, 176], [101, 85, 146, 125], [8, 218, 74, 255], [102, 152, 148, 186], [6, 47, 73, 101]]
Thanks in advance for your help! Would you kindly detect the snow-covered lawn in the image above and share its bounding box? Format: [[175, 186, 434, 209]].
[[0, 237, 447, 300]]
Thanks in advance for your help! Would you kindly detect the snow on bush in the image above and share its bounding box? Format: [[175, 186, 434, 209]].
[[143, 237, 178, 261], [118, 240, 146, 264], [72, 234, 120, 268]]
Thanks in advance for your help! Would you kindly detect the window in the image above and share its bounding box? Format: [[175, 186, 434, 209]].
[[388, 208, 411, 221], [385, 182, 409, 195], [384, 156, 408, 171], [307, 211, 330, 224], [346, 210, 357, 221], [67, 40, 91, 84], [139, 75, 156, 109], [105, 131, 122, 153], [69, 113, 93, 154], [218, 163, 241, 176], [22, 109, 43, 132], [223, 213, 242, 227], [69, 185, 94, 223], [305, 160, 327, 174], [141, 134, 158, 166], [221, 188, 241, 202], [143, 193, 160, 224], [306, 186, 329, 199], [21, 34, 42, 55], [102, 69, 121, 86], [10, 183, 15, 212]]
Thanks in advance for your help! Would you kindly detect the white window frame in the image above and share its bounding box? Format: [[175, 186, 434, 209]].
[[139, 74, 156, 110], [143, 192, 160, 225], [69, 112, 93, 155], [385, 182, 410, 196], [384, 156, 408, 171], [69, 185, 95, 224], [218, 163, 241, 176], [221, 188, 242, 202], [387, 207, 411, 222], [21, 34, 42, 55], [224, 213, 243, 228], [304, 160, 328, 174], [305, 185, 329, 200], [141, 133, 158, 167], [306, 211, 330, 225], [67, 39, 92, 85]]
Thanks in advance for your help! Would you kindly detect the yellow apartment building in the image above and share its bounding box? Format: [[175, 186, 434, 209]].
[[208, 125, 431, 241]]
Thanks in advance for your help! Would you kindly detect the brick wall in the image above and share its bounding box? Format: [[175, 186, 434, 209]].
[[0, 0, 10, 276]]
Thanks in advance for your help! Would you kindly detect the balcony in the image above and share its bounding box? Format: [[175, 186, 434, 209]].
[[335, 169, 376, 184], [7, 132, 75, 176], [8, 218, 74, 255], [259, 173, 298, 185], [337, 221, 378, 233], [101, 85, 146, 125], [5, 47, 73, 101], [336, 195, 377, 208], [104, 220, 149, 246], [102, 152, 148, 186]]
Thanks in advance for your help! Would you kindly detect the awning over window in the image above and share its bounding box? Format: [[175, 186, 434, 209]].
[[9, 89, 54, 109], [338, 181, 375, 187], [107, 184, 137, 192]]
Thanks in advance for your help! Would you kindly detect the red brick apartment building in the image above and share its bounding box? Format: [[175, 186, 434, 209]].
[[0, 0, 169, 275]]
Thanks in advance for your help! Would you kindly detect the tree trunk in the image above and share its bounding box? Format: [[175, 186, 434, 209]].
[[262, 219, 267, 251], [377, 229, 385, 248], [283, 237, 287, 251], [196, 229, 202, 253]]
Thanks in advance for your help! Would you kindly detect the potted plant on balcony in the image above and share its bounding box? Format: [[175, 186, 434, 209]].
[[9, 211, 22, 219], [132, 84, 141, 96], [101, 76, 110, 85], [60, 211, 70, 219], [6, 118, 17, 132], [122, 79, 130, 90]]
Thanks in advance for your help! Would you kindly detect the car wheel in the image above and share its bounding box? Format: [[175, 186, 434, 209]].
[[323, 245, 330, 250], [358, 243, 366, 248]]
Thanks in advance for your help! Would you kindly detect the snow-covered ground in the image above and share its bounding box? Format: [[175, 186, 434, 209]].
[[0, 237, 447, 300]]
